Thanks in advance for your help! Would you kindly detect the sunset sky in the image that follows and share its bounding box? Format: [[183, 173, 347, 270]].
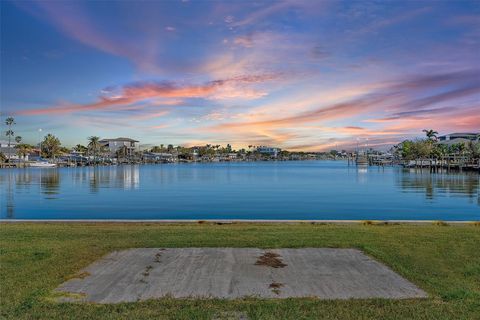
[[1, 0, 479, 151]]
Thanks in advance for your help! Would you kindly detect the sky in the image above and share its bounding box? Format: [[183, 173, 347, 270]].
[[1, 0, 479, 151]]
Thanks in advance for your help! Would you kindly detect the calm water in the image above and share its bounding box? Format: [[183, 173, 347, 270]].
[[1, 161, 479, 220]]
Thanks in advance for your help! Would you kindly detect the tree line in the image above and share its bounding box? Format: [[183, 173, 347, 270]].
[[394, 130, 480, 161]]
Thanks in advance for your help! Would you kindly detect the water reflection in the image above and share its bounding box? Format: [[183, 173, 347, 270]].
[[1, 166, 141, 218], [41, 170, 60, 198], [397, 168, 479, 204], [86, 166, 139, 192], [5, 173, 14, 218], [0, 163, 478, 220], [355, 164, 368, 184]]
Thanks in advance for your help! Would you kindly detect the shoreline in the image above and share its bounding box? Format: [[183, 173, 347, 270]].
[[1, 219, 478, 224]]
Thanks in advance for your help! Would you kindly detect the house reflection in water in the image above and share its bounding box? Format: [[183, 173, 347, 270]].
[[397, 169, 479, 205], [86, 166, 140, 193], [1, 170, 60, 218], [1, 166, 141, 219], [40, 170, 60, 198]]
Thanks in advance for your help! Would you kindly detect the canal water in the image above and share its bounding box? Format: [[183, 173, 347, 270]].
[[1, 161, 478, 220]]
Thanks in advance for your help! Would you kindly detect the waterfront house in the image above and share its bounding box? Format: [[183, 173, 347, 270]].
[[256, 146, 281, 158], [438, 132, 479, 146], [143, 152, 174, 163], [227, 153, 238, 160], [99, 137, 139, 157], [0, 140, 19, 160]]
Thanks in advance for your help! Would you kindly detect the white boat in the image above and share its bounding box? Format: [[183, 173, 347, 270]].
[[29, 161, 57, 168]]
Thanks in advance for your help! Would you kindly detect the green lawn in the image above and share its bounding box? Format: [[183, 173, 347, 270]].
[[0, 223, 479, 319]]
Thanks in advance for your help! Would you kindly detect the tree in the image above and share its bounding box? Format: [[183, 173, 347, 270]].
[[397, 139, 433, 160], [100, 145, 110, 162], [5, 117, 15, 148], [397, 140, 415, 160], [330, 150, 339, 157], [455, 143, 466, 156], [87, 136, 101, 163], [74, 144, 88, 153], [422, 129, 438, 141], [467, 141, 480, 159], [433, 143, 448, 159], [41, 134, 61, 159], [414, 139, 434, 158], [59, 146, 71, 154], [116, 145, 128, 160], [15, 143, 33, 163], [15, 136, 22, 144]]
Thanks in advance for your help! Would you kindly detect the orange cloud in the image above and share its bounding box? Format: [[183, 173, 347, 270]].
[[208, 96, 385, 131], [17, 74, 279, 116], [199, 70, 480, 151]]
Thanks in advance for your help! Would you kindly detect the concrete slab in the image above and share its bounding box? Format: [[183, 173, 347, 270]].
[[56, 248, 427, 303]]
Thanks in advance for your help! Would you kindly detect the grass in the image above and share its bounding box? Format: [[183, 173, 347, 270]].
[[0, 222, 479, 319]]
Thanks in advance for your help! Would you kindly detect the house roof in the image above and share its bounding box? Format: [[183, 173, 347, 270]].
[[99, 137, 139, 143], [0, 147, 16, 153], [439, 132, 478, 137], [0, 140, 17, 146], [438, 138, 475, 145]]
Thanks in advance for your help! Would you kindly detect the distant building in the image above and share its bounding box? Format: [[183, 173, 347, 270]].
[[143, 152, 174, 162], [256, 146, 281, 157], [227, 153, 238, 160], [99, 137, 139, 156], [0, 140, 18, 159], [438, 133, 479, 145]]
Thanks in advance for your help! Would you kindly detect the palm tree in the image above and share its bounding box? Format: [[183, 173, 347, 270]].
[[15, 136, 22, 144], [100, 145, 110, 164], [41, 134, 61, 159], [116, 145, 128, 160], [87, 136, 101, 163], [422, 129, 438, 141], [5, 117, 15, 147]]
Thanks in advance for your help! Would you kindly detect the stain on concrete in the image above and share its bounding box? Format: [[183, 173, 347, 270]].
[[254, 252, 287, 268], [269, 282, 284, 295]]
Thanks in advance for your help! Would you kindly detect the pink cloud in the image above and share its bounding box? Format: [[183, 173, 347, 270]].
[[17, 74, 279, 116], [200, 70, 480, 150]]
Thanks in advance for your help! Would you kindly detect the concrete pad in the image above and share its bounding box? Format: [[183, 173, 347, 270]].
[[55, 248, 427, 303]]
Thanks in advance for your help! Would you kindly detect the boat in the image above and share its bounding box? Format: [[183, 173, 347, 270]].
[[29, 161, 57, 168]]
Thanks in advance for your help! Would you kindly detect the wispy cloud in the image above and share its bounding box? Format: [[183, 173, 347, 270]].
[[6, 1, 479, 149], [201, 70, 480, 150], [17, 74, 279, 115]]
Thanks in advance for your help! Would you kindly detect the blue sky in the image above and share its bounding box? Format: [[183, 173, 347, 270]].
[[1, 0, 479, 150]]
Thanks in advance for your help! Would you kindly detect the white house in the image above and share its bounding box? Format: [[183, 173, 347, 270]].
[[99, 137, 139, 157], [0, 140, 19, 160], [256, 146, 281, 157], [438, 133, 479, 146], [143, 152, 174, 162]]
